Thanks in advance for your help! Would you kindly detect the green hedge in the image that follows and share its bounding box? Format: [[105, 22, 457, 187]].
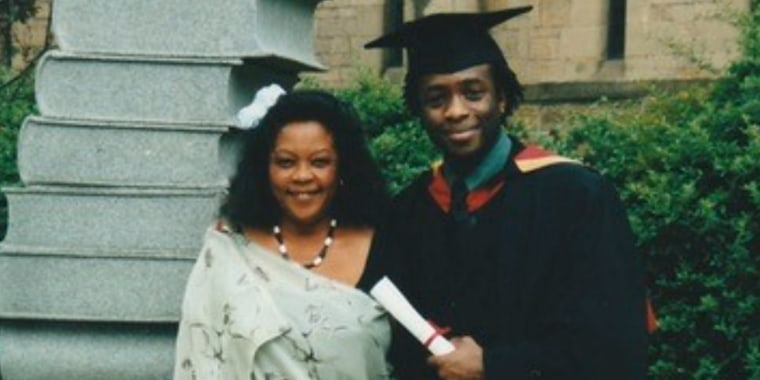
[[558, 86, 758, 379], [552, 8, 760, 378], [302, 72, 439, 194], [0, 68, 35, 238]]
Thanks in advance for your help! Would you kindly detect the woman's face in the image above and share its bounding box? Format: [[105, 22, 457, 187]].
[[269, 121, 339, 228]]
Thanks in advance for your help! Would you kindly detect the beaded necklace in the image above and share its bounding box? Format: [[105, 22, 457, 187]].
[[272, 219, 337, 269]]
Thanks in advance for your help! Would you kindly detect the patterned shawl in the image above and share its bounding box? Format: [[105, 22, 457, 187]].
[[174, 226, 393, 380]]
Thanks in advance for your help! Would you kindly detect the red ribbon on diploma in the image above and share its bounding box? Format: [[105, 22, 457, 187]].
[[423, 319, 452, 348]]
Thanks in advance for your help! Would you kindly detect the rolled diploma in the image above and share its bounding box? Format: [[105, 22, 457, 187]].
[[370, 276, 455, 355]]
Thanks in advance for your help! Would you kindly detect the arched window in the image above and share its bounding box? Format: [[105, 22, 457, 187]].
[[607, 0, 626, 59]]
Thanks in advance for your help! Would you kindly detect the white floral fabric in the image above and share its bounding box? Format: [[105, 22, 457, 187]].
[[174, 226, 393, 380]]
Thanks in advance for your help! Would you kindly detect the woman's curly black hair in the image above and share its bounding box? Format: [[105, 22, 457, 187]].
[[220, 90, 389, 231]]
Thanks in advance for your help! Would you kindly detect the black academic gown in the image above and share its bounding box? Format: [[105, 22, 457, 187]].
[[380, 138, 648, 379]]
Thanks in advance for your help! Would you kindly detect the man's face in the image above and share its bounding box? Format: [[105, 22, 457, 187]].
[[417, 64, 506, 158]]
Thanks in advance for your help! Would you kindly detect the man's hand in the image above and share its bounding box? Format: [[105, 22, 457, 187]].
[[427, 336, 484, 380]]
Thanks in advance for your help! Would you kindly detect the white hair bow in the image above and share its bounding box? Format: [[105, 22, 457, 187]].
[[236, 84, 286, 129]]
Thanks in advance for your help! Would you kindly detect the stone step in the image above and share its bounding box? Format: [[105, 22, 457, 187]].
[[18, 116, 230, 188], [0, 254, 193, 322], [1, 186, 221, 258], [0, 254, 192, 321], [35, 50, 295, 123], [0, 321, 176, 380], [52, 0, 324, 71]]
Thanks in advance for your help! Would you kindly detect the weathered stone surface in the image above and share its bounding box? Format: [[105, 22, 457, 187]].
[[0, 321, 176, 380], [35, 52, 246, 123], [1, 186, 220, 258], [0, 1, 323, 378], [313, 0, 384, 78], [10, 0, 756, 90], [0, 255, 193, 321], [18, 116, 228, 188], [310, 0, 748, 87], [52, 0, 324, 70]]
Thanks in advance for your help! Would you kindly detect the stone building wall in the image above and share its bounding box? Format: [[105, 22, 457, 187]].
[[313, 0, 747, 85], [311, 0, 387, 86], [2, 0, 752, 128], [310, 0, 748, 128], [6, 0, 749, 86]]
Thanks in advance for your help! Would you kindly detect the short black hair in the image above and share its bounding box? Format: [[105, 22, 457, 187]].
[[363, 7, 531, 118], [403, 56, 524, 118], [220, 90, 389, 230]]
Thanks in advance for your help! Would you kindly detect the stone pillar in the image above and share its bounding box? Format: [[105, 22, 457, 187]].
[[0, 1, 323, 379]]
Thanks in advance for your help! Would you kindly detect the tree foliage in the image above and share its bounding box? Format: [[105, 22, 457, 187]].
[[0, 0, 38, 66], [301, 72, 438, 194], [0, 67, 35, 238], [546, 4, 760, 378]]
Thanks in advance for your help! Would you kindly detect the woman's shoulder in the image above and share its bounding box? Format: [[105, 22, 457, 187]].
[[193, 220, 250, 272], [203, 219, 250, 245]]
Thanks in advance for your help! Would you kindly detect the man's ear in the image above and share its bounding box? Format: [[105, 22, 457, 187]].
[[497, 92, 508, 114]]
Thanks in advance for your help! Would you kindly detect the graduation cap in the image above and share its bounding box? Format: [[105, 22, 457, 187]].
[[365, 6, 533, 76]]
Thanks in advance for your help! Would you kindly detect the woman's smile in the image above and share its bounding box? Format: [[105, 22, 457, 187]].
[[269, 120, 339, 226]]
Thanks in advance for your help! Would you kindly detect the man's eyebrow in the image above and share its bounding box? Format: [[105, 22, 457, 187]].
[[422, 85, 447, 93], [460, 78, 488, 86]]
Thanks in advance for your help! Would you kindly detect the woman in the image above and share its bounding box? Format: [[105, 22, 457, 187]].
[[174, 89, 392, 379]]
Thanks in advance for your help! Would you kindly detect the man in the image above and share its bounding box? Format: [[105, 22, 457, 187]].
[[366, 6, 649, 380]]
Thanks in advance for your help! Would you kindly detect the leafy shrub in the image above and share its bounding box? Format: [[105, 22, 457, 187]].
[[0, 68, 36, 238], [0, 0, 38, 65], [557, 88, 758, 379], [302, 71, 438, 194], [367, 119, 438, 194], [543, 6, 760, 377]]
